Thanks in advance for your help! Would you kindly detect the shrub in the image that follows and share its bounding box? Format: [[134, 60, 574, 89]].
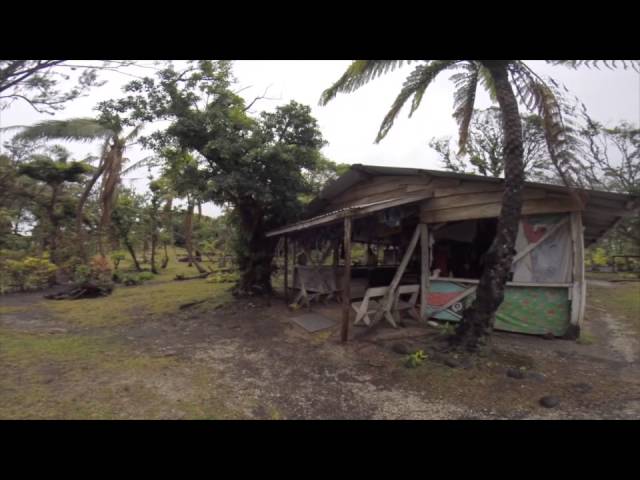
[[110, 251, 127, 270], [138, 271, 154, 281], [1, 255, 58, 292]]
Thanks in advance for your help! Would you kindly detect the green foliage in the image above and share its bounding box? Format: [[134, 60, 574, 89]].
[[1, 255, 57, 293], [404, 350, 427, 368], [103, 61, 331, 293], [431, 108, 553, 181], [110, 251, 127, 270]]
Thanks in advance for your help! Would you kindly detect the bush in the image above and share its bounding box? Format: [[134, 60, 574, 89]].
[[1, 255, 57, 292], [110, 251, 127, 270], [138, 271, 154, 281], [122, 271, 154, 286]]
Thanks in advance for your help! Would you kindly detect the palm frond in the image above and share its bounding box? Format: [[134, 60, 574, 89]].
[[124, 124, 145, 142], [12, 118, 115, 143], [121, 155, 160, 175], [451, 62, 480, 154], [547, 60, 640, 72], [507, 62, 586, 189], [477, 65, 497, 102], [376, 60, 460, 142], [319, 60, 408, 105]]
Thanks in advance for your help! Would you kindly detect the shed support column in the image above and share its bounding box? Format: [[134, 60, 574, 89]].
[[341, 216, 352, 343], [419, 223, 430, 321], [284, 236, 289, 303], [570, 211, 586, 337], [379, 224, 421, 326]]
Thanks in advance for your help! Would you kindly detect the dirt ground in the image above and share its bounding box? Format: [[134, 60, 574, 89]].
[[1, 278, 639, 419]]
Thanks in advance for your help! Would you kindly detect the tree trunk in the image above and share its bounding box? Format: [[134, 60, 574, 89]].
[[184, 200, 207, 274], [124, 239, 142, 272], [234, 202, 276, 295], [142, 238, 149, 263], [452, 61, 525, 352], [75, 161, 105, 260], [161, 242, 169, 269], [47, 184, 61, 264]]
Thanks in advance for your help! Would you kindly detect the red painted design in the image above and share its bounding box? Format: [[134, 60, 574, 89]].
[[427, 292, 460, 307], [522, 220, 547, 244]]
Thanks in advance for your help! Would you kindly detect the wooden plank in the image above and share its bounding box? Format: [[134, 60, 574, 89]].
[[341, 216, 352, 343], [419, 223, 430, 321], [433, 181, 505, 198], [429, 276, 571, 288], [421, 196, 582, 223], [379, 224, 421, 327], [284, 236, 289, 303], [421, 189, 547, 212], [570, 212, 586, 329]]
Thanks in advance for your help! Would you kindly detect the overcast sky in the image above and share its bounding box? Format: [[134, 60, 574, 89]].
[[1, 60, 638, 217]]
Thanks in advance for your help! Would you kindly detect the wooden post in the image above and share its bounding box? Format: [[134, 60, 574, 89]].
[[419, 223, 430, 321], [570, 212, 586, 334], [341, 216, 352, 343], [284, 235, 289, 303], [380, 224, 421, 325]]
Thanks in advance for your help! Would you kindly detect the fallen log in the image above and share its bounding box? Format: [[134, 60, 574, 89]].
[[174, 272, 211, 281]]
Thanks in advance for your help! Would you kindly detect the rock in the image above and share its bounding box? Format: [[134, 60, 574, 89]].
[[540, 395, 560, 408], [506, 368, 526, 379], [573, 382, 593, 394], [427, 321, 440, 328], [47, 328, 68, 334], [391, 343, 411, 355], [526, 371, 546, 382], [543, 332, 555, 340], [444, 358, 460, 368], [460, 358, 474, 369]]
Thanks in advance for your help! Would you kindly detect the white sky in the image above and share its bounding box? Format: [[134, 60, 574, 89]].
[[1, 60, 639, 217]]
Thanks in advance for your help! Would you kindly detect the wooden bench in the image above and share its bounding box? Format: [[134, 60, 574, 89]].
[[393, 284, 420, 321], [352, 286, 389, 326]]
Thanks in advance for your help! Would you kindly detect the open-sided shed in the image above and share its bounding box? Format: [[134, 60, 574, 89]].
[[267, 165, 639, 341]]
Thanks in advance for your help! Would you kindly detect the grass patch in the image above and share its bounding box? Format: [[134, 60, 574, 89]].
[[589, 283, 640, 335], [46, 278, 231, 327], [0, 305, 29, 315], [0, 328, 241, 419], [577, 330, 596, 345]]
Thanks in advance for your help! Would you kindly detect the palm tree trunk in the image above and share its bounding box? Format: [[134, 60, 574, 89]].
[[452, 61, 525, 352], [76, 162, 105, 260]]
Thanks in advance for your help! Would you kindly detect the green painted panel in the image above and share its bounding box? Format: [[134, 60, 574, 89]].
[[426, 280, 570, 336]]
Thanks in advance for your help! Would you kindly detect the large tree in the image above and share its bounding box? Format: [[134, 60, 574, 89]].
[[103, 61, 328, 294], [0, 60, 140, 114], [16, 146, 91, 263], [320, 60, 639, 351], [430, 107, 552, 181]]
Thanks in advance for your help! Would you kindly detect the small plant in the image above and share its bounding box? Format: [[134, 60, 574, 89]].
[[404, 350, 427, 368], [110, 251, 127, 271], [138, 271, 154, 281], [439, 322, 455, 336], [577, 331, 596, 345]]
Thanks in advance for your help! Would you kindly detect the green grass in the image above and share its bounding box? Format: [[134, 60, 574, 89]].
[[589, 282, 640, 335], [577, 330, 596, 345], [46, 278, 231, 327], [0, 328, 241, 419]]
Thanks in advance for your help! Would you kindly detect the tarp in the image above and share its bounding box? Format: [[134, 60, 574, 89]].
[[512, 214, 573, 283]]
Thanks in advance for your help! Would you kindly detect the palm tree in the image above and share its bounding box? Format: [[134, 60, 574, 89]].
[[12, 118, 145, 258], [320, 60, 639, 352], [16, 146, 91, 263]]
